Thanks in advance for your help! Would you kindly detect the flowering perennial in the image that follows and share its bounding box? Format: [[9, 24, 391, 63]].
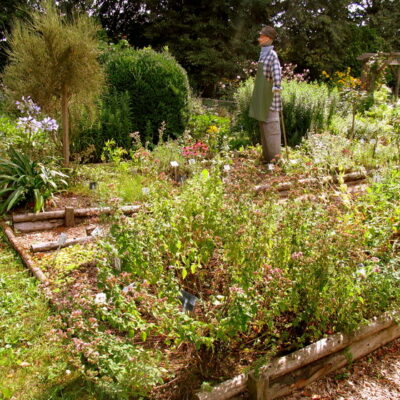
[[182, 142, 209, 158]]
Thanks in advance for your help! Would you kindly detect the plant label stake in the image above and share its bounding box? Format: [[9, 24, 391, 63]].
[[112, 257, 121, 271], [89, 181, 97, 190], [53, 232, 67, 262], [179, 290, 198, 312], [91, 227, 103, 237]]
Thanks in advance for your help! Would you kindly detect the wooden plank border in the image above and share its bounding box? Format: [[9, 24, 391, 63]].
[[254, 171, 370, 193], [196, 312, 400, 400], [1, 221, 48, 284]]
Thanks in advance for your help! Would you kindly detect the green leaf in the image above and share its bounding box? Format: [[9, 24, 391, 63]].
[[5, 187, 25, 212], [182, 268, 187, 279], [201, 169, 209, 179]]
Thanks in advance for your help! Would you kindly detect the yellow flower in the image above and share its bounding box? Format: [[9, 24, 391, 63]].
[[207, 125, 220, 134]]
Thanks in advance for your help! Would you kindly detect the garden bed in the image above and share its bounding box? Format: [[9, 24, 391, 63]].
[[1, 152, 399, 399]]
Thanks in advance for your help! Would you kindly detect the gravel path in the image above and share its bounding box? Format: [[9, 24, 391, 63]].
[[283, 338, 400, 400]]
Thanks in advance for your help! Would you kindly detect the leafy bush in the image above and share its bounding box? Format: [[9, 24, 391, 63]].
[[0, 149, 67, 213], [187, 113, 230, 154], [103, 45, 190, 145], [232, 78, 340, 146], [96, 167, 400, 358], [71, 89, 134, 161], [232, 77, 259, 147]]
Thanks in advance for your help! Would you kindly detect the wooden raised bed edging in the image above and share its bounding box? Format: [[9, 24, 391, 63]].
[[1, 222, 48, 285], [12, 205, 141, 233], [195, 311, 400, 400], [254, 171, 371, 194]]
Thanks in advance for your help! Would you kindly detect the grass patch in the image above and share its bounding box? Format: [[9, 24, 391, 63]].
[[0, 232, 95, 400]]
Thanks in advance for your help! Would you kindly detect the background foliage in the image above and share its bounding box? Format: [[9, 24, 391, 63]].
[[1, 1, 399, 97], [101, 45, 190, 146]]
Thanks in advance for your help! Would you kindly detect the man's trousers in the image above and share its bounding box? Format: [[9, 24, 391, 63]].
[[259, 110, 281, 163]]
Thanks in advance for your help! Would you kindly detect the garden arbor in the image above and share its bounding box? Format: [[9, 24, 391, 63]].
[[358, 52, 400, 99]]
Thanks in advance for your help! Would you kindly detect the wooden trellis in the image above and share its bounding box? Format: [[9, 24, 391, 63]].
[[357, 52, 400, 99]]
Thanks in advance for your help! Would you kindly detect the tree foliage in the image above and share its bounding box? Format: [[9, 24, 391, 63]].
[[1, 0, 399, 97], [2, 0, 105, 164]]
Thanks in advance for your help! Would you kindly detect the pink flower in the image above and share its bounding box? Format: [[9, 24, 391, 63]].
[[291, 251, 303, 260]]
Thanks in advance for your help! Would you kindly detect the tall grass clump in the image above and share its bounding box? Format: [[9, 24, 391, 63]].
[[232, 78, 340, 146]]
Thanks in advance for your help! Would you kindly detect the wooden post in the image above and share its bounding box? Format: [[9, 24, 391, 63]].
[[64, 207, 75, 227]]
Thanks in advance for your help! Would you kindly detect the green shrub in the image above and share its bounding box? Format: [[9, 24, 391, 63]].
[[232, 78, 340, 146], [71, 89, 133, 161], [0, 149, 67, 213], [103, 46, 190, 145], [232, 77, 259, 147], [283, 80, 339, 145], [0, 114, 23, 157], [187, 113, 231, 154]]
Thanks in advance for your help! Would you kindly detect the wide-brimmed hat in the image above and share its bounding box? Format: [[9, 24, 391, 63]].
[[259, 26, 277, 40]]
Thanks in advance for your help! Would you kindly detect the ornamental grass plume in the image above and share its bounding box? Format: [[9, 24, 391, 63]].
[[2, 0, 105, 165]]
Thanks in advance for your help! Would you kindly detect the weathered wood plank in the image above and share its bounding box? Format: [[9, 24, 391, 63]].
[[265, 323, 400, 400], [31, 236, 95, 252], [13, 204, 141, 223], [64, 207, 75, 227], [197, 311, 399, 400], [255, 171, 368, 193], [1, 222, 48, 284], [258, 312, 397, 381], [14, 219, 65, 233], [195, 374, 248, 400]]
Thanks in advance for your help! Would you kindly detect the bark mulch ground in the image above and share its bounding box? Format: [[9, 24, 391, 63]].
[[282, 338, 400, 400]]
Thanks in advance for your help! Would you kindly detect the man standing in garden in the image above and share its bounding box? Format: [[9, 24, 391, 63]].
[[249, 25, 282, 163]]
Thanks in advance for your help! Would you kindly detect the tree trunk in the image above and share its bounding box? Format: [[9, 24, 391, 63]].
[[61, 86, 70, 166]]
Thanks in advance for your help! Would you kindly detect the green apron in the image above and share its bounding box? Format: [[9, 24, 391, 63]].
[[249, 63, 273, 122]]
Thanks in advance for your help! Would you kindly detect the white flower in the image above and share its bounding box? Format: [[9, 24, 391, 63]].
[[170, 161, 179, 167], [267, 163, 275, 171], [290, 159, 298, 165], [370, 139, 376, 144], [65, 369, 71, 375], [94, 293, 107, 305], [223, 164, 231, 171], [122, 283, 136, 294], [373, 174, 382, 183], [142, 187, 150, 195], [188, 159, 196, 165], [357, 268, 367, 279]]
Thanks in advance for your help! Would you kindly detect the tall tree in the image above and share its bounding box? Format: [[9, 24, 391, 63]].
[[95, 0, 150, 47], [151, 0, 280, 95], [2, 0, 105, 164], [351, 0, 400, 50], [0, 0, 37, 72], [272, 0, 355, 78]]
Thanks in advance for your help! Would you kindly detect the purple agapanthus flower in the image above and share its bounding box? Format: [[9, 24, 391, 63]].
[[15, 97, 58, 134], [15, 96, 41, 116], [41, 117, 59, 132]]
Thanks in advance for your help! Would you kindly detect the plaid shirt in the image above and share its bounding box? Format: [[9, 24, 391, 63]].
[[261, 49, 282, 111]]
